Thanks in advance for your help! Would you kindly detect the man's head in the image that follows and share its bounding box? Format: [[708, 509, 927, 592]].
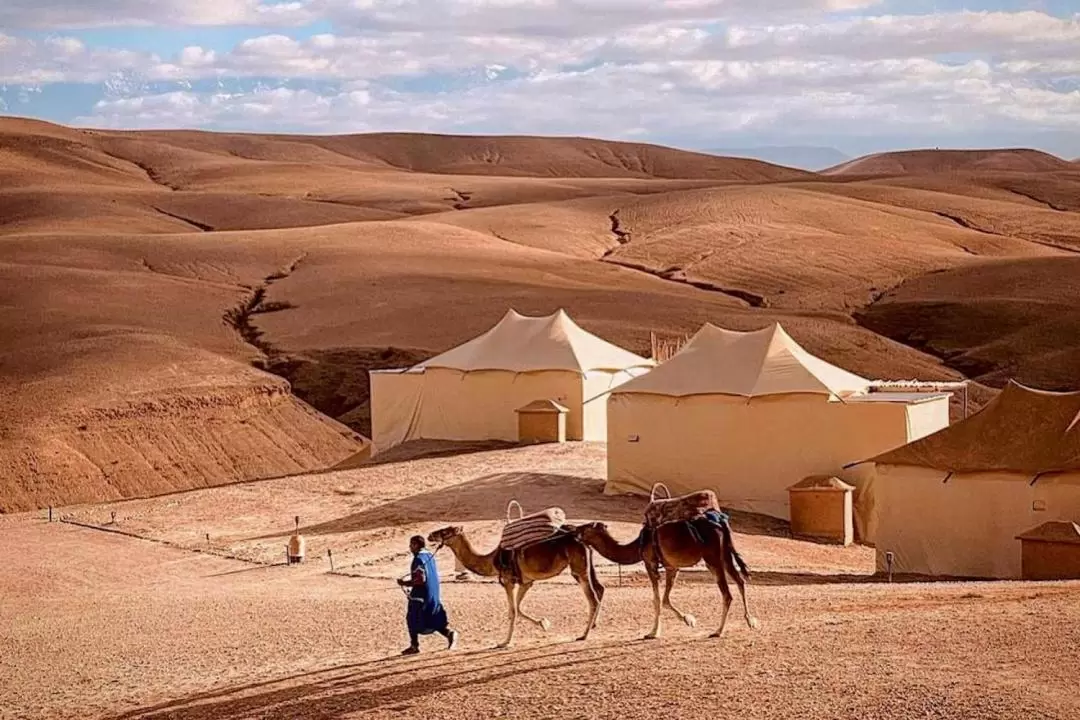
[[409, 535, 426, 555]]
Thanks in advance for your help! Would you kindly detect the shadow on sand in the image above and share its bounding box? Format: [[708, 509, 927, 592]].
[[105, 640, 645, 720], [248, 470, 792, 543]]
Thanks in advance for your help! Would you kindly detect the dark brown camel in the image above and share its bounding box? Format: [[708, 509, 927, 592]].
[[575, 518, 758, 639], [427, 525, 604, 648]]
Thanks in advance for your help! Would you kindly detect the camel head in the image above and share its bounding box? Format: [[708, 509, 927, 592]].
[[574, 521, 609, 540], [427, 525, 463, 546]]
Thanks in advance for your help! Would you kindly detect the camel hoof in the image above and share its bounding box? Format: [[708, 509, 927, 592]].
[[575, 635, 588, 642], [708, 630, 724, 639], [748, 616, 761, 629], [643, 633, 659, 641], [495, 642, 510, 650], [540, 618, 552, 632], [684, 613, 697, 628]]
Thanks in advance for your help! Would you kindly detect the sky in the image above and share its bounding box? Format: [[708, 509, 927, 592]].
[[1, 1, 1079, 157]]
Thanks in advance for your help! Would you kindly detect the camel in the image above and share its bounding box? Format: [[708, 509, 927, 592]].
[[575, 517, 758, 639], [427, 525, 604, 648]]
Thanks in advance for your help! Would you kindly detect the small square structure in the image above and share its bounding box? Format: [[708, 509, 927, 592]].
[[788, 475, 855, 546], [1016, 521, 1080, 580], [516, 399, 568, 444]]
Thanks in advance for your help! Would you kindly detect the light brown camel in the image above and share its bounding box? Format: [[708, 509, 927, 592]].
[[575, 518, 758, 639], [427, 525, 604, 648]]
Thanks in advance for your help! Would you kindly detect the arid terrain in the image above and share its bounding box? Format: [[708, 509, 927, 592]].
[[3, 443, 1079, 720], [4, 116, 1080, 512], [3, 121, 1080, 718]]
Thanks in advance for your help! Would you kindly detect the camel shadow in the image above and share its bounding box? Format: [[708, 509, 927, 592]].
[[106, 640, 644, 720], [363, 439, 520, 466]]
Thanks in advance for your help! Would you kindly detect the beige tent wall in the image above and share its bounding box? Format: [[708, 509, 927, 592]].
[[370, 370, 425, 454], [904, 398, 951, 440], [872, 466, 1080, 578], [842, 396, 951, 545], [842, 461, 881, 545], [371, 368, 586, 453], [605, 393, 919, 520], [418, 368, 583, 441], [581, 369, 650, 442]]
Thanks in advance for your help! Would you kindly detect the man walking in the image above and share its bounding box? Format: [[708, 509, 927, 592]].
[[397, 535, 458, 655]]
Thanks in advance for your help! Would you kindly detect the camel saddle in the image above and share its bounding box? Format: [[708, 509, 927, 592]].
[[643, 489, 720, 529], [496, 503, 567, 584]]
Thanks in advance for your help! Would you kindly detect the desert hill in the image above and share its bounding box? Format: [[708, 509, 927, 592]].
[[824, 147, 1073, 177], [2, 116, 1079, 511]]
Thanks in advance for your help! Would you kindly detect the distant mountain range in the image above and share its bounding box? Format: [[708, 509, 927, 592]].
[[705, 146, 851, 171]]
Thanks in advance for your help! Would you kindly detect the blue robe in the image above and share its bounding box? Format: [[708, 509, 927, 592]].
[[407, 549, 448, 636]]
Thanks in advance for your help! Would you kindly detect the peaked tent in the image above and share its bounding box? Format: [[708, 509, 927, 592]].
[[370, 309, 654, 454], [604, 322, 950, 520], [851, 382, 1080, 578]]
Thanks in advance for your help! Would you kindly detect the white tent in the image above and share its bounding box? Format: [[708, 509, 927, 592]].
[[850, 382, 1080, 579], [370, 309, 654, 454], [604, 322, 950, 520]]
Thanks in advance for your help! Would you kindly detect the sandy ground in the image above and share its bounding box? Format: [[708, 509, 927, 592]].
[[4, 443, 1079, 720]]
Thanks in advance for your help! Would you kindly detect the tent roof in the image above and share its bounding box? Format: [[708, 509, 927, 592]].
[[1016, 521, 1080, 545], [610, 322, 869, 399], [516, 399, 569, 414], [788, 475, 855, 492], [867, 382, 1080, 474], [417, 309, 654, 374]]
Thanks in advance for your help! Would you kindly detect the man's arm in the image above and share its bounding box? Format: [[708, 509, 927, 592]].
[[398, 565, 427, 587]]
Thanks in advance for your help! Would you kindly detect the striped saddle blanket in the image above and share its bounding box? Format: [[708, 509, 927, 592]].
[[644, 489, 720, 528], [499, 506, 567, 551]]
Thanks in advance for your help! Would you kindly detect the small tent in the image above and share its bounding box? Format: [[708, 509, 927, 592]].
[[604, 322, 950, 520], [369, 309, 654, 454], [851, 382, 1080, 579]]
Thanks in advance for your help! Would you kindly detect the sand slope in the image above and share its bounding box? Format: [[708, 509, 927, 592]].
[[3, 117, 1079, 510]]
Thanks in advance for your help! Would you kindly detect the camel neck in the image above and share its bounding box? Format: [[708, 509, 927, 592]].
[[449, 534, 499, 576], [586, 528, 642, 565]]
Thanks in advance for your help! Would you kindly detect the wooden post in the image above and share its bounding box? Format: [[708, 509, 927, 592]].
[[205, 533, 211, 546], [48, 506, 53, 523], [963, 384, 969, 419], [110, 511, 116, 525], [285, 545, 290, 565], [885, 551, 894, 583], [328, 548, 335, 572], [618, 564, 622, 588]]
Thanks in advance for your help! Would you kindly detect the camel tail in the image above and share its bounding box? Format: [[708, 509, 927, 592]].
[[720, 520, 751, 579]]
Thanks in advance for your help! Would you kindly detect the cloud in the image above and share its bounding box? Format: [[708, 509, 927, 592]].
[[0, 0, 314, 29], [7, 11, 1080, 87], [4, 4, 1079, 153], [0, 33, 153, 84], [75, 57, 1080, 142], [711, 11, 1080, 61], [320, 0, 883, 38]]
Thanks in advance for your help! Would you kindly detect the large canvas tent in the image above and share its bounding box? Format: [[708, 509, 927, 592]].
[[604, 322, 949, 520], [370, 309, 654, 454], [850, 382, 1080, 579]]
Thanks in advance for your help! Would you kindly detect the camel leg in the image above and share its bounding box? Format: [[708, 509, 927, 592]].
[[723, 541, 760, 630], [570, 549, 602, 642], [662, 567, 697, 629], [707, 563, 734, 638], [514, 582, 552, 632], [496, 580, 518, 649], [644, 562, 663, 640]]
